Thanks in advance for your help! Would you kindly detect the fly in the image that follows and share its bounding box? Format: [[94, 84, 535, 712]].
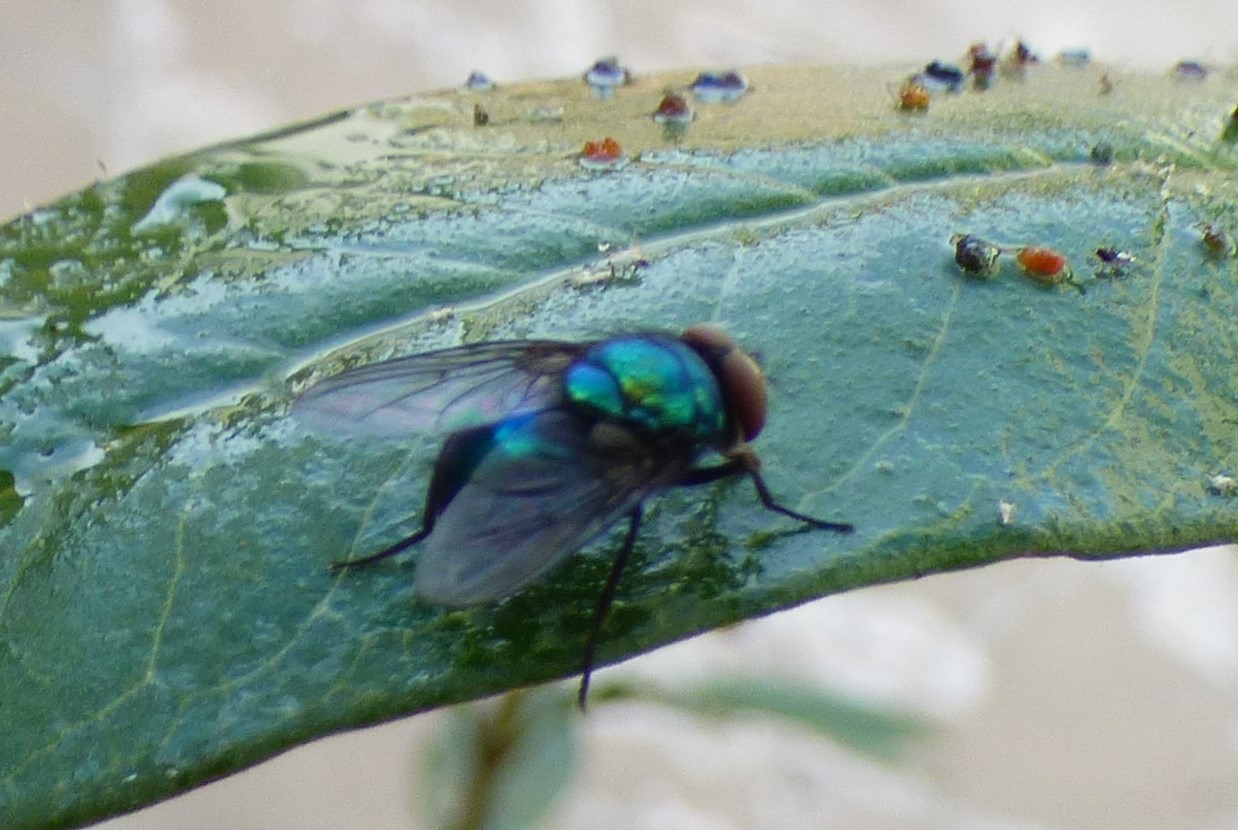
[[294, 325, 854, 707]]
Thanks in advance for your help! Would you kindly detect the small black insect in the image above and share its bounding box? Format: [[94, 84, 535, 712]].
[[463, 71, 495, 92], [689, 71, 750, 102], [1173, 60, 1208, 81], [294, 325, 854, 706], [1090, 142, 1114, 166], [1095, 246, 1135, 267], [922, 60, 965, 93], [583, 56, 629, 97], [950, 233, 1002, 278]]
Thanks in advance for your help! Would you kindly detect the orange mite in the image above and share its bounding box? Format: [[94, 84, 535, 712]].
[[1016, 246, 1071, 284], [897, 78, 931, 112], [581, 137, 623, 167]]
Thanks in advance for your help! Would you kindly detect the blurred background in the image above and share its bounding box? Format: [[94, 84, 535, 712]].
[[3, 0, 1236, 219], [3, 2, 1237, 828]]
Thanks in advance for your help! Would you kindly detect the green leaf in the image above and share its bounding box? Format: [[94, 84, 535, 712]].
[[1, 65, 1235, 828]]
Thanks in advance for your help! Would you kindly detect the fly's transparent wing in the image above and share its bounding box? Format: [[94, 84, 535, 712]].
[[293, 340, 586, 435], [413, 410, 670, 606]]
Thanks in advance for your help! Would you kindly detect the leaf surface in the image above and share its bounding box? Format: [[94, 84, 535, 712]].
[[1, 65, 1235, 828]]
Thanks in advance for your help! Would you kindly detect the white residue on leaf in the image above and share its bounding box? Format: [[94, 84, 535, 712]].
[[0, 315, 45, 365], [83, 272, 230, 354], [132, 174, 226, 233]]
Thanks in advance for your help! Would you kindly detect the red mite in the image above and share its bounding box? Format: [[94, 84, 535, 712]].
[[653, 93, 692, 123], [1016, 246, 1071, 283], [581, 137, 623, 167], [968, 43, 997, 90]]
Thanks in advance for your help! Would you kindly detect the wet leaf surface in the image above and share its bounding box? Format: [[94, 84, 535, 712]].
[[1, 64, 1235, 828]]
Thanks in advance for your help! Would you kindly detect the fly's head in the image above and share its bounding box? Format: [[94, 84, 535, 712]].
[[680, 324, 768, 447]]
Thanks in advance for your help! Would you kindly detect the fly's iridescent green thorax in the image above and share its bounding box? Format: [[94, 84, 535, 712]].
[[564, 336, 728, 441]]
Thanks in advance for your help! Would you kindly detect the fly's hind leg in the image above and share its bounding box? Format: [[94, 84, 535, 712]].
[[328, 525, 434, 572], [329, 424, 496, 572]]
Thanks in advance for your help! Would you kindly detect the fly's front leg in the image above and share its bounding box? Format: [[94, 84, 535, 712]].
[[746, 471, 853, 532], [676, 452, 854, 533]]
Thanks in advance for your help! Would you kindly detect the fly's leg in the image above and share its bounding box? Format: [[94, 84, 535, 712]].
[[676, 457, 854, 533], [328, 524, 434, 572], [747, 471, 853, 532], [328, 426, 493, 572], [578, 505, 643, 711]]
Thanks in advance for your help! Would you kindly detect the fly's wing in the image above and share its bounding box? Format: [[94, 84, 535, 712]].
[[292, 340, 585, 435], [413, 410, 672, 606]]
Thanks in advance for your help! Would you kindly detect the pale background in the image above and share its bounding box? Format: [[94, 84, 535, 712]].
[[3, 2, 1238, 828]]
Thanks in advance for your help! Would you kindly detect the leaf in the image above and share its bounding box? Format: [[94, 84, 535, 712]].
[[1, 65, 1235, 828]]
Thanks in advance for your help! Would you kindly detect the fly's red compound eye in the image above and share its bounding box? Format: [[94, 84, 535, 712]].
[[682, 325, 768, 442]]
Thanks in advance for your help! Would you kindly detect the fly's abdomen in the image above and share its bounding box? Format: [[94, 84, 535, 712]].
[[564, 336, 727, 441]]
